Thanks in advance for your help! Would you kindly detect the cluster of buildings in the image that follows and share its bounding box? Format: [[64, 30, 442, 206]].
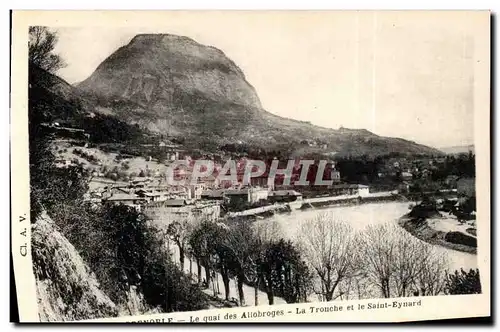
[[377, 156, 453, 181], [82, 153, 381, 222], [85, 177, 220, 221]]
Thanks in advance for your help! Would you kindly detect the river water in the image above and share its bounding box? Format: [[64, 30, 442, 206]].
[[257, 202, 477, 272]]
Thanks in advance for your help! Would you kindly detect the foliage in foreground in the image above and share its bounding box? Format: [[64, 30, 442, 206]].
[[445, 268, 482, 295]]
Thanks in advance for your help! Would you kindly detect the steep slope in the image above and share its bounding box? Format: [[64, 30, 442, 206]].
[[29, 65, 150, 144], [76, 33, 441, 156], [32, 211, 118, 321]]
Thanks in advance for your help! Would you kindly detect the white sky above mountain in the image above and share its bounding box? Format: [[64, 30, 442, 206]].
[[52, 11, 480, 148]]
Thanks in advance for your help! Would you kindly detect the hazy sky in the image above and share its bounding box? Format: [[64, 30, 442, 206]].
[[52, 11, 477, 148]]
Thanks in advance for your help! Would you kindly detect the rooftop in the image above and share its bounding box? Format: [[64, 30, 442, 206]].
[[164, 199, 188, 207], [330, 184, 369, 189], [104, 193, 142, 201], [269, 190, 303, 197]]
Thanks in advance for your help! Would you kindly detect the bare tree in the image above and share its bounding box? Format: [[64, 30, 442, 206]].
[[413, 246, 449, 296], [29, 26, 66, 73], [298, 213, 361, 301], [360, 222, 450, 298], [392, 225, 426, 297], [254, 219, 284, 243], [360, 223, 398, 298]]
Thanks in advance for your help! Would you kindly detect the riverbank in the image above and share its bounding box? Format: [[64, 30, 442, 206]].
[[226, 191, 406, 220], [302, 191, 406, 209], [398, 215, 477, 254]]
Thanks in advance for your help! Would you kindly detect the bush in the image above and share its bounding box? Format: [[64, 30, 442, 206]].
[[141, 243, 208, 312], [121, 162, 130, 170], [408, 202, 440, 220], [445, 269, 481, 295], [444, 231, 477, 247], [55, 203, 209, 312], [466, 228, 477, 237]]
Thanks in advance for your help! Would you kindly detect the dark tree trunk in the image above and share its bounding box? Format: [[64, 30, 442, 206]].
[[254, 277, 260, 306], [381, 278, 390, 298], [205, 264, 211, 287], [197, 258, 202, 284], [237, 273, 245, 306], [178, 245, 185, 271], [262, 273, 274, 305], [325, 290, 334, 301], [215, 271, 221, 295], [222, 269, 230, 301]]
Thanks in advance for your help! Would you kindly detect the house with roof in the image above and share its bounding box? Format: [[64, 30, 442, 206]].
[[250, 173, 272, 189], [143, 199, 221, 222], [136, 190, 167, 203], [201, 189, 225, 201], [331, 169, 341, 183], [223, 187, 269, 206], [197, 174, 219, 189], [268, 190, 303, 204], [328, 184, 370, 196], [400, 171, 413, 181], [102, 193, 147, 211], [164, 199, 189, 207]]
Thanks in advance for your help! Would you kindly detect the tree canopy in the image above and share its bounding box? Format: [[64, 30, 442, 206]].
[[29, 26, 66, 73]]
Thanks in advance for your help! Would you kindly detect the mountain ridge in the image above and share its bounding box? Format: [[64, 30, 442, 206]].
[[73, 33, 441, 156], [439, 144, 475, 155]]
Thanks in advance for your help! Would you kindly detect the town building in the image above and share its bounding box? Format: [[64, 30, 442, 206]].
[[102, 193, 147, 211], [143, 200, 221, 222], [328, 184, 370, 196], [401, 171, 413, 181], [250, 174, 272, 189], [200, 189, 225, 201], [196, 174, 219, 189], [268, 190, 303, 204], [331, 170, 341, 183], [223, 187, 269, 206]]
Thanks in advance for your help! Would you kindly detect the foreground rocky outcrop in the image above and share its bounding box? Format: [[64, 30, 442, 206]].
[[31, 212, 118, 322]]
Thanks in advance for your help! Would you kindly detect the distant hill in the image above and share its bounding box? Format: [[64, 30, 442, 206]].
[[440, 145, 475, 155], [74, 33, 442, 157], [29, 65, 150, 144]]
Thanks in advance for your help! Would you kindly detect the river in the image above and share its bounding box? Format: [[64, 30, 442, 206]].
[[257, 201, 477, 272]]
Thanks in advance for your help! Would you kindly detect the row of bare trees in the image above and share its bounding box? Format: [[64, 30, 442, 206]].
[[297, 213, 450, 301], [155, 211, 451, 307]]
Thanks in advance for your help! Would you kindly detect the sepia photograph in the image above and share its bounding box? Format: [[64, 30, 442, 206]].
[[10, 10, 490, 323]]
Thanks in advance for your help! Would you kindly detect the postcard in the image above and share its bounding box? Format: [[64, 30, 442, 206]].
[[10, 10, 490, 323]]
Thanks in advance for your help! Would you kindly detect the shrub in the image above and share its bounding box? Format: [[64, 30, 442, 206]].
[[445, 269, 481, 295], [444, 231, 477, 247], [55, 203, 209, 312], [408, 201, 440, 220]]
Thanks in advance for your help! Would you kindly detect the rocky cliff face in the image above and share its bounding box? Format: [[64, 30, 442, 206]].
[[32, 212, 118, 322], [76, 33, 441, 156], [79, 34, 261, 109], [77, 34, 264, 138]]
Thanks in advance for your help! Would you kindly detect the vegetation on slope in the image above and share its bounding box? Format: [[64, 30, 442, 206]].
[[29, 27, 210, 320]]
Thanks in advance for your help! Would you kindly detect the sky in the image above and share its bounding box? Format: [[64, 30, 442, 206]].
[[52, 11, 478, 148]]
